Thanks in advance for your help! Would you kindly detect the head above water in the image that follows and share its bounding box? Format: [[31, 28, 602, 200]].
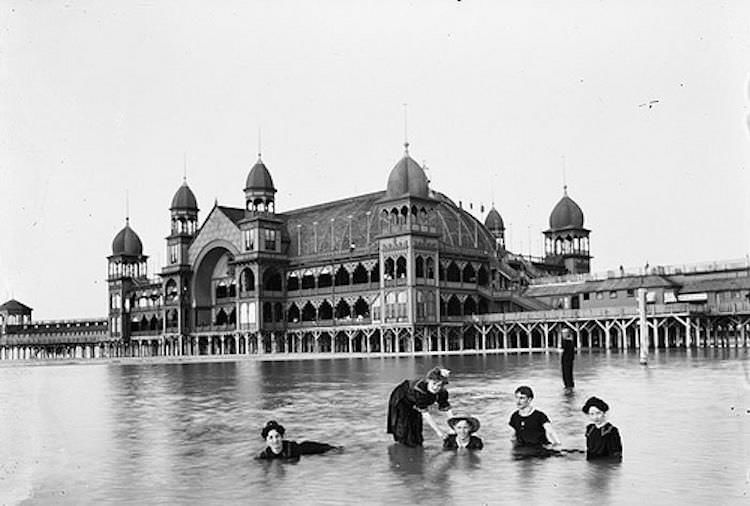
[[448, 415, 481, 434], [514, 385, 534, 399], [261, 420, 286, 439]]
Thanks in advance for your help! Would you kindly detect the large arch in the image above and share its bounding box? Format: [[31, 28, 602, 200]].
[[192, 241, 239, 328]]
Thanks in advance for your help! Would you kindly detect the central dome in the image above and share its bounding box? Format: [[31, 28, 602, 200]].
[[112, 219, 143, 257], [484, 207, 504, 230], [549, 190, 584, 229], [385, 145, 429, 199]]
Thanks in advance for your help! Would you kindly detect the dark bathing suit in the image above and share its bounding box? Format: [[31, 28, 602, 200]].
[[585, 422, 622, 460], [387, 379, 451, 447], [442, 434, 484, 450], [256, 440, 337, 460], [509, 409, 551, 446]]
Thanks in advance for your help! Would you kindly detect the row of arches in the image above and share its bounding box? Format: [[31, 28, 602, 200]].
[[545, 235, 590, 256]]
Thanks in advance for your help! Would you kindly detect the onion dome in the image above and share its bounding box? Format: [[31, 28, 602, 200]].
[[484, 207, 504, 230], [170, 181, 198, 210], [385, 143, 429, 198], [245, 156, 276, 193], [111, 219, 143, 256], [549, 188, 584, 229]]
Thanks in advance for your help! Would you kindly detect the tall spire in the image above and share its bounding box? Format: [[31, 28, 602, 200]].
[[403, 103, 409, 154]]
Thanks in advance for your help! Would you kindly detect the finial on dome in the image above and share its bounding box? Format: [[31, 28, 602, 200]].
[[183, 152, 187, 183], [563, 184, 568, 196], [404, 141, 410, 155]]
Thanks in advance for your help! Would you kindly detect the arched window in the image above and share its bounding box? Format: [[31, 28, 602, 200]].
[[301, 272, 316, 290], [228, 281, 237, 298], [215, 308, 228, 325], [215, 281, 228, 299], [274, 302, 284, 322], [478, 265, 489, 286], [287, 273, 299, 291], [335, 299, 351, 319], [287, 303, 300, 323], [464, 296, 477, 315], [263, 302, 273, 323], [263, 269, 282, 291], [447, 262, 461, 282], [334, 266, 350, 286], [426, 257, 435, 279], [396, 256, 407, 278], [318, 300, 333, 320], [446, 295, 461, 316], [301, 302, 316, 321], [415, 256, 424, 278], [384, 258, 395, 280], [228, 308, 236, 325], [318, 270, 333, 288], [241, 269, 255, 292], [165, 279, 178, 302], [462, 264, 476, 283], [352, 264, 368, 284], [370, 263, 380, 283], [354, 297, 369, 319]]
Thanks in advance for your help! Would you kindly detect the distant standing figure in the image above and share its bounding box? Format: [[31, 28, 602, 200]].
[[561, 328, 575, 390], [509, 386, 561, 447], [256, 420, 339, 460], [582, 397, 622, 461], [387, 366, 454, 447], [443, 415, 484, 450]]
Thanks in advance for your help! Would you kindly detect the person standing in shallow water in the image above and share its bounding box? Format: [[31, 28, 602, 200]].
[[508, 385, 562, 447], [387, 366, 454, 447], [256, 420, 339, 460], [582, 397, 622, 461], [561, 327, 575, 391]]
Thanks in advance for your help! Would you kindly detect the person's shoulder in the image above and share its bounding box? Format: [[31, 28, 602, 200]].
[[470, 435, 484, 449], [534, 409, 550, 421], [601, 423, 619, 436]]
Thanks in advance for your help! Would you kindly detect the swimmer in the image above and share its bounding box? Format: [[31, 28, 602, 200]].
[[443, 415, 483, 450], [508, 385, 562, 448], [256, 420, 339, 460], [582, 397, 622, 460]]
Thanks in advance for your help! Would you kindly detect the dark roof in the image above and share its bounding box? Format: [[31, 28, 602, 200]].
[[679, 276, 750, 293], [215, 189, 498, 259], [0, 299, 32, 313], [484, 207, 504, 230], [385, 151, 429, 199], [245, 158, 276, 193], [525, 275, 677, 297], [171, 181, 198, 210], [112, 220, 143, 257], [549, 191, 584, 230]]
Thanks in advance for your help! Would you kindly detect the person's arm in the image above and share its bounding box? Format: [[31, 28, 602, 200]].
[[297, 441, 339, 455], [607, 428, 623, 458], [543, 422, 561, 446], [421, 410, 447, 440]]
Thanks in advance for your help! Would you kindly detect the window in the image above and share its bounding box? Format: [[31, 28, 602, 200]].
[[626, 289, 635, 298], [244, 230, 254, 251], [264, 229, 277, 250], [582, 293, 590, 301], [609, 291, 617, 299], [169, 245, 178, 264]]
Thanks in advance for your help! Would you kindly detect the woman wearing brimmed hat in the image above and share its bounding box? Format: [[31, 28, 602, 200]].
[[582, 396, 622, 461], [443, 415, 484, 450], [387, 366, 454, 447]]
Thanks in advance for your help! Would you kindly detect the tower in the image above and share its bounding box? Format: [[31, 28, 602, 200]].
[[107, 218, 148, 342], [161, 179, 199, 335], [484, 206, 505, 251], [376, 143, 439, 326], [543, 187, 591, 274]]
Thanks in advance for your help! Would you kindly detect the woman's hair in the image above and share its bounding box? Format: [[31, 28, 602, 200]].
[[514, 385, 534, 399], [425, 366, 450, 385], [261, 420, 286, 439]]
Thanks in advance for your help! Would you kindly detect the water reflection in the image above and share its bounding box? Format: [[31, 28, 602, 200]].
[[0, 350, 747, 505]]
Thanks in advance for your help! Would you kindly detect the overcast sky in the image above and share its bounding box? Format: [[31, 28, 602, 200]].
[[1, 0, 749, 319]]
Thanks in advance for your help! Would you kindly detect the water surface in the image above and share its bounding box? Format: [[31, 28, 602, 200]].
[[1, 350, 748, 505]]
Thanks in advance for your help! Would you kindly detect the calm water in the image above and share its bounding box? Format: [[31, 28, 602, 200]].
[[1, 350, 748, 505]]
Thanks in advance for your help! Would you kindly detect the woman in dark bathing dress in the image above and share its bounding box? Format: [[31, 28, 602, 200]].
[[256, 420, 339, 461], [387, 366, 454, 447]]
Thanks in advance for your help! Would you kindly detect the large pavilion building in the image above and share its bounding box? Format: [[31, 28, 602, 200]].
[[105, 144, 588, 355]]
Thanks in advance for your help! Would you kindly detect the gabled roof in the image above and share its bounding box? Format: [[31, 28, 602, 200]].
[[0, 299, 32, 313]]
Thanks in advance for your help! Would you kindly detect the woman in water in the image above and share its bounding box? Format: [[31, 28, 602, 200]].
[[256, 420, 339, 460], [443, 415, 483, 450], [387, 366, 454, 447], [582, 396, 622, 460]]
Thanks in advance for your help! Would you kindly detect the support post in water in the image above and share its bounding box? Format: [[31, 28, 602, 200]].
[[637, 288, 649, 365]]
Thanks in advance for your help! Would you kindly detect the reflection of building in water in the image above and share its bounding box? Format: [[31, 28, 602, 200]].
[[2, 144, 750, 360]]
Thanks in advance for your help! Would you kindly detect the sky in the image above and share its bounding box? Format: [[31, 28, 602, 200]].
[[1, 0, 749, 320]]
